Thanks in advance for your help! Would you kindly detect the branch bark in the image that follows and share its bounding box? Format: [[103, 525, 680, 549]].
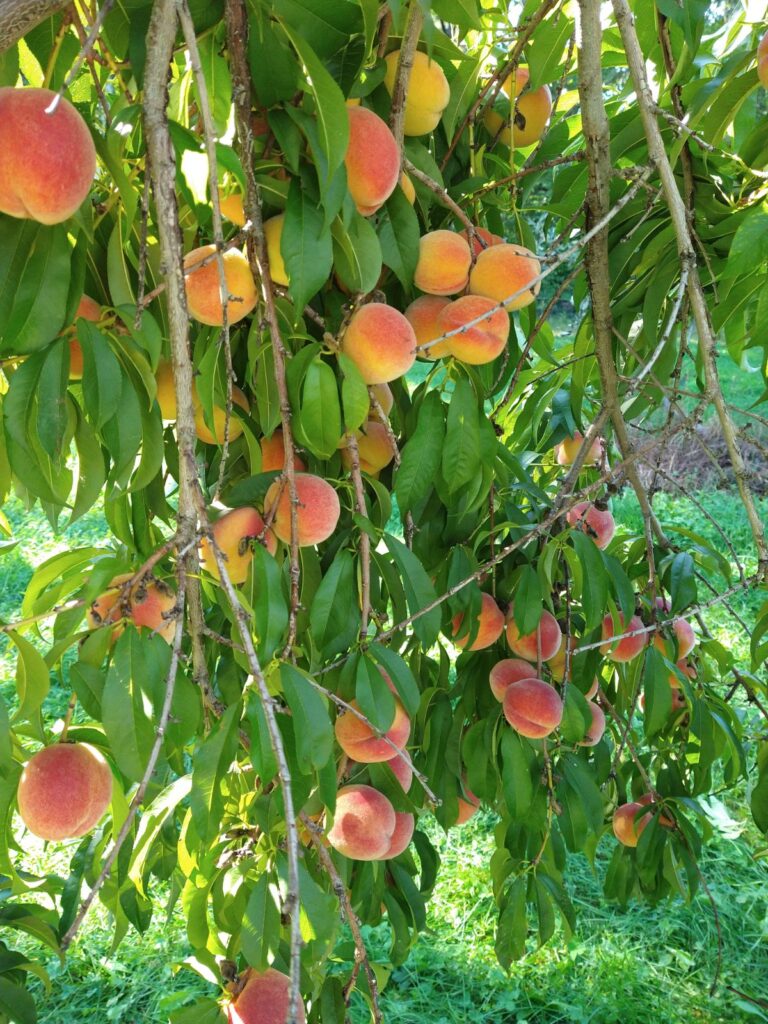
[[0, 0, 70, 53]]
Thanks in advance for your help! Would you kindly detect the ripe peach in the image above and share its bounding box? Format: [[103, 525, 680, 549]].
[[335, 698, 410, 763], [547, 635, 576, 683], [345, 105, 400, 215], [340, 420, 396, 475], [383, 49, 450, 136], [506, 606, 562, 663], [326, 784, 396, 860], [469, 243, 541, 311], [483, 106, 513, 147], [555, 430, 603, 466], [87, 572, 177, 644], [184, 245, 258, 326], [383, 812, 415, 859], [451, 593, 505, 651], [638, 792, 675, 828], [510, 84, 552, 147], [452, 783, 480, 825], [501, 66, 530, 100], [489, 658, 536, 702], [400, 172, 416, 205], [193, 385, 250, 445], [260, 430, 306, 473], [67, 294, 102, 380], [503, 677, 563, 739], [369, 382, 394, 418], [578, 702, 606, 747], [17, 742, 112, 841], [385, 753, 413, 792], [436, 295, 510, 365], [600, 613, 647, 663], [653, 618, 696, 660], [566, 502, 616, 550], [404, 295, 452, 359], [612, 801, 651, 847], [0, 87, 96, 224], [227, 967, 305, 1024], [219, 189, 246, 226], [759, 30, 768, 87], [414, 230, 472, 296], [264, 473, 340, 546], [200, 507, 277, 584], [460, 226, 505, 256], [264, 213, 289, 287], [341, 303, 417, 384]]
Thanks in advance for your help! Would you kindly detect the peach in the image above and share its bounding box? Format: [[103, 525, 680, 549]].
[[383, 49, 450, 136], [489, 658, 536, 702], [506, 606, 562, 663], [556, 431, 603, 466], [219, 189, 246, 226], [585, 678, 600, 700], [87, 572, 177, 644], [335, 698, 410, 763], [566, 502, 616, 550], [638, 792, 675, 828], [341, 303, 417, 384], [385, 753, 413, 792], [503, 677, 563, 739], [404, 295, 452, 359], [510, 84, 552, 147], [193, 385, 250, 445], [17, 742, 112, 841], [483, 106, 513, 147], [184, 245, 258, 326], [452, 783, 480, 825], [383, 812, 415, 859], [67, 294, 102, 380], [413, 230, 472, 296], [501, 66, 530, 100], [260, 430, 306, 473], [547, 635, 576, 683], [612, 801, 651, 847], [264, 473, 340, 546], [469, 243, 541, 311], [200, 507, 277, 584], [227, 967, 305, 1024], [155, 359, 178, 421], [340, 420, 396, 475], [264, 213, 289, 287], [0, 87, 96, 224], [600, 613, 647, 663], [400, 172, 416, 205], [436, 295, 509, 365], [460, 226, 505, 256], [759, 30, 768, 87], [326, 784, 396, 860], [345, 105, 400, 215], [370, 382, 394, 418], [450, 592, 505, 651], [578, 702, 606, 747], [653, 618, 696, 660]]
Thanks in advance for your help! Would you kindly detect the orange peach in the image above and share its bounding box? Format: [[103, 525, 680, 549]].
[[385, 753, 413, 793], [578, 702, 606, 747], [436, 295, 509, 364], [0, 87, 96, 224], [260, 430, 306, 473], [87, 572, 177, 644], [452, 783, 480, 825], [326, 784, 396, 860], [227, 967, 305, 1024], [460, 226, 505, 256], [67, 294, 102, 380], [510, 84, 552, 147], [469, 243, 541, 311], [547, 635, 576, 683], [566, 502, 616, 550], [383, 49, 450, 136], [345, 105, 400, 215], [638, 792, 675, 828], [370, 382, 394, 418], [335, 698, 410, 764], [264, 473, 340, 547], [193, 385, 250, 444], [414, 230, 472, 296], [184, 245, 258, 326], [200, 507, 277, 584], [451, 593, 505, 651], [489, 658, 537, 702], [600, 613, 647, 663], [612, 800, 651, 847], [503, 677, 563, 739], [155, 360, 178, 421], [341, 303, 417, 384], [340, 420, 396, 475], [405, 295, 452, 359], [556, 431, 603, 466], [483, 106, 512, 147], [382, 812, 415, 859], [653, 618, 696, 660], [400, 172, 416, 205], [17, 742, 112, 841], [501, 66, 530, 100], [219, 189, 246, 226], [759, 30, 768, 87], [506, 606, 562, 663], [264, 213, 289, 287]]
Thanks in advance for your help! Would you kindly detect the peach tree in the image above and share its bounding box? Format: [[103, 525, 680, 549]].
[[0, 0, 767, 1020]]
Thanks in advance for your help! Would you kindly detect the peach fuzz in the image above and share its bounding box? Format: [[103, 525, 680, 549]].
[[264, 473, 340, 547], [506, 606, 562, 663], [759, 30, 768, 87], [200, 507, 277, 585], [578, 702, 606, 747], [405, 295, 452, 359], [600, 612, 647, 663], [437, 295, 509, 365], [17, 742, 112, 841], [326, 784, 396, 860], [335, 698, 410, 763], [341, 303, 417, 384], [0, 87, 96, 224], [383, 49, 450, 136], [450, 592, 505, 651], [184, 245, 257, 326], [264, 214, 289, 287], [503, 677, 563, 739], [566, 502, 616, 550], [460, 226, 505, 257], [489, 658, 536, 702], [341, 420, 396, 475], [556, 430, 603, 466], [193, 385, 250, 445], [383, 812, 415, 859], [87, 572, 177, 644], [469, 243, 541, 311], [413, 230, 472, 296], [510, 84, 553, 147], [612, 801, 651, 848], [227, 967, 305, 1024], [67, 294, 102, 380], [260, 430, 306, 473], [653, 617, 696, 659], [345, 105, 400, 215]]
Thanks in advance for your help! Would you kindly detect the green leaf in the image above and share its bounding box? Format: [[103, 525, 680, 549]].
[[282, 177, 334, 311], [513, 565, 543, 637], [571, 531, 608, 631], [190, 702, 241, 840], [368, 643, 421, 717], [355, 654, 396, 732], [0, 976, 37, 1024], [280, 664, 333, 772], [195, 35, 232, 137], [338, 353, 370, 432], [501, 730, 534, 819], [442, 376, 480, 493], [668, 551, 696, 613], [525, 9, 574, 91], [242, 873, 280, 970], [299, 357, 342, 458], [250, 545, 289, 660], [9, 632, 50, 730], [643, 646, 672, 739], [331, 214, 383, 294], [495, 877, 527, 967], [35, 342, 68, 460], [384, 534, 441, 646], [309, 549, 360, 658], [378, 188, 420, 290], [395, 391, 445, 512], [79, 322, 124, 429]]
